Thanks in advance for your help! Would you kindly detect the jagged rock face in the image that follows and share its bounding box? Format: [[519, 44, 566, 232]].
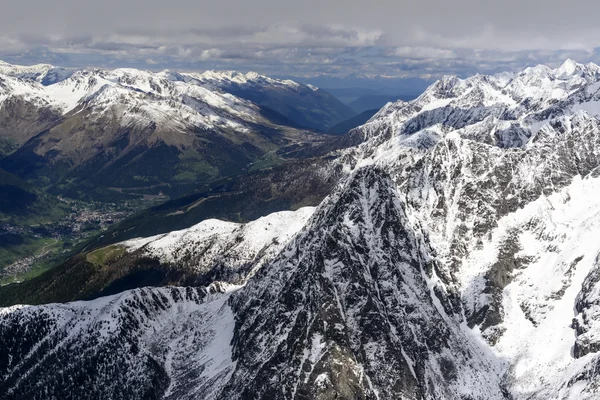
[[575, 254, 600, 358], [392, 112, 600, 336], [337, 63, 600, 206], [222, 168, 505, 400], [330, 61, 600, 399], [329, 62, 600, 356]]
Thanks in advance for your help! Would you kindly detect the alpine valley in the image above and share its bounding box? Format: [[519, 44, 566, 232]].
[[0, 61, 354, 200], [0, 61, 354, 281], [2, 59, 600, 399]]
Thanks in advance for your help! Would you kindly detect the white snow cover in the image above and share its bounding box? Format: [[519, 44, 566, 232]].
[[187, 70, 303, 91], [337, 59, 600, 398], [0, 61, 312, 134], [0, 284, 241, 400], [347, 59, 600, 161], [122, 207, 315, 281], [460, 175, 600, 399]]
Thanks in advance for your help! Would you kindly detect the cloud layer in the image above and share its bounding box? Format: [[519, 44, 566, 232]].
[[3, 0, 600, 77]]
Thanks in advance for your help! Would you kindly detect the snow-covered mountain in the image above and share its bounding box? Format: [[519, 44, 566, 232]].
[[185, 70, 356, 131], [0, 65, 310, 126], [347, 59, 600, 148], [3, 60, 600, 399], [0, 63, 352, 142], [120, 207, 315, 285], [0, 61, 338, 198], [0, 284, 241, 399], [0, 60, 73, 85], [1, 66, 264, 139]]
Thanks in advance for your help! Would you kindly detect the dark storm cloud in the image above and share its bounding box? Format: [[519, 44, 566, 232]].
[[2, 0, 600, 77]]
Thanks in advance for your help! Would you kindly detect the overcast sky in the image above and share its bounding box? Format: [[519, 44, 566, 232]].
[[2, 0, 600, 78]]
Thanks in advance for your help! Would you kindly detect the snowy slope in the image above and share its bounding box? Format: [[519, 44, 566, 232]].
[[121, 207, 315, 284], [184, 69, 356, 130], [0, 284, 240, 400], [0, 73, 55, 110], [471, 175, 600, 399]]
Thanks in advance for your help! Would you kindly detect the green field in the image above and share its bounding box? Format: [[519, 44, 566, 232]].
[[86, 245, 126, 266]]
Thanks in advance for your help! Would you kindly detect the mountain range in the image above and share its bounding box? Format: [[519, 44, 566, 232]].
[[2, 59, 600, 399], [0, 62, 352, 201], [188, 70, 356, 130]]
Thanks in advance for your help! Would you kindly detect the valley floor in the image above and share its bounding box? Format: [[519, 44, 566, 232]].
[[0, 197, 164, 284]]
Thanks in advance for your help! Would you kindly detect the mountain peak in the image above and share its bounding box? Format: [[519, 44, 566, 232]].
[[244, 71, 262, 80], [553, 58, 600, 79], [196, 69, 304, 89], [221, 165, 506, 399], [556, 58, 580, 76]]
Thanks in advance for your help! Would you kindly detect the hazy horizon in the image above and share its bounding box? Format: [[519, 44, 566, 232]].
[[2, 0, 600, 79]]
